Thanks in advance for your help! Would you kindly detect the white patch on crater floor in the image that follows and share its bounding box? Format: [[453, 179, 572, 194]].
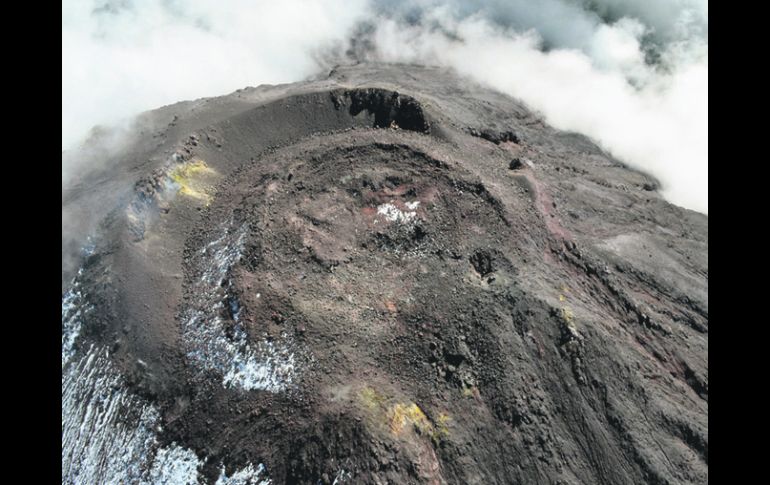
[[376, 200, 420, 224], [222, 332, 296, 392], [144, 445, 201, 484], [62, 346, 159, 484], [333, 469, 352, 484], [62, 268, 91, 368], [61, 243, 274, 483], [216, 463, 271, 485], [184, 222, 298, 392], [62, 345, 271, 484], [62, 238, 99, 367]]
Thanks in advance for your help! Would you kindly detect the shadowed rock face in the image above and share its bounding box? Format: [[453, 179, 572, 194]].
[[62, 64, 707, 485]]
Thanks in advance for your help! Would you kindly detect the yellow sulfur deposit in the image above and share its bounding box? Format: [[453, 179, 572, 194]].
[[434, 413, 451, 440], [359, 386, 386, 410], [168, 160, 216, 203], [358, 387, 451, 442], [561, 307, 574, 324], [390, 402, 431, 436]]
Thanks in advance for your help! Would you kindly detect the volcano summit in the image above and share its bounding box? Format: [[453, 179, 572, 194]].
[[62, 64, 707, 485]]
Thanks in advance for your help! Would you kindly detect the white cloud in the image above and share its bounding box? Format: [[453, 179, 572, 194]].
[[360, 4, 709, 213], [62, 0, 368, 150]]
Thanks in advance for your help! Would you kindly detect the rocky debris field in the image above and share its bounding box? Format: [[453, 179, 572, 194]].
[[62, 63, 707, 484]]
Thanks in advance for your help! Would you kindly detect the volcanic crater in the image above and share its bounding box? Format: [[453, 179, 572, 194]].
[[62, 64, 708, 485]]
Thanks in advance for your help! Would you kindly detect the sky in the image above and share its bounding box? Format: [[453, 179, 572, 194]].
[[62, 0, 708, 213]]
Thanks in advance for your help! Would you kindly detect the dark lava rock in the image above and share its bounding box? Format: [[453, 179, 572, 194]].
[[470, 250, 494, 276], [467, 127, 520, 144], [62, 63, 708, 485]]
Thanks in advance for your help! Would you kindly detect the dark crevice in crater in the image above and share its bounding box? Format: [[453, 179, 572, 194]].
[[470, 249, 494, 276], [331, 88, 430, 133], [467, 127, 520, 145]]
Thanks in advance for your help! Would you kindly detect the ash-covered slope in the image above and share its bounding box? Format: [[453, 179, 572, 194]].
[[62, 63, 707, 485]]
